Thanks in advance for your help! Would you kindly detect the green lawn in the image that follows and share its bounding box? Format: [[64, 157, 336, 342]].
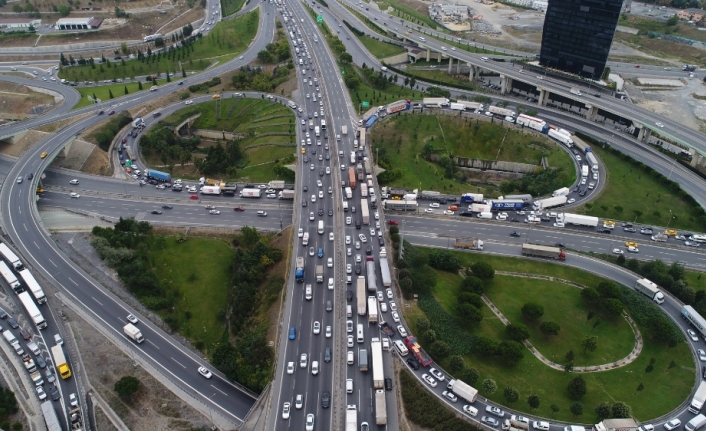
[[408, 249, 693, 421], [486, 276, 635, 367], [342, 64, 419, 110], [369, 114, 574, 194], [222, 0, 248, 16], [238, 145, 296, 182], [59, 9, 259, 83], [574, 144, 703, 231], [148, 237, 234, 353], [384, 0, 442, 30], [74, 82, 146, 109], [686, 271, 706, 293], [357, 34, 407, 58]]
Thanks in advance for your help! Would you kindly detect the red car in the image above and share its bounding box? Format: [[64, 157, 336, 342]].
[[108, 110, 115, 115], [189, 195, 199, 200], [234, 206, 245, 212], [388, 220, 399, 226], [634, 64, 640, 68], [121, 137, 127, 144]]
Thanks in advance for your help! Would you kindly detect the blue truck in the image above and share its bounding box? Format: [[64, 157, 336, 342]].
[[145, 169, 171, 182], [365, 115, 378, 128], [295, 257, 305, 283], [490, 199, 524, 210], [460, 193, 484, 204]]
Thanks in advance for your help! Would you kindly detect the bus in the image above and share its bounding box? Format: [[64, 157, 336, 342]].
[[40, 402, 62, 431], [18, 291, 47, 329]]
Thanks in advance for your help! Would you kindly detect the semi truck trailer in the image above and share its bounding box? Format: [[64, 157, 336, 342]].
[[634, 278, 664, 304], [521, 243, 566, 260], [453, 238, 484, 250], [556, 213, 599, 227]]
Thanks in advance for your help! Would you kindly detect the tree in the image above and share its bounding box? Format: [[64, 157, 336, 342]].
[[241, 226, 260, 247], [475, 336, 498, 357], [566, 350, 575, 362], [595, 402, 611, 420], [582, 336, 598, 353], [416, 317, 430, 333], [564, 361, 574, 374], [340, 52, 353, 63], [57, 3, 71, 16], [550, 404, 560, 416], [581, 288, 600, 303], [527, 394, 541, 411], [108, 89, 114, 99], [521, 303, 544, 321], [602, 298, 624, 317], [458, 292, 483, 309], [636, 383, 644, 394], [482, 378, 497, 395], [570, 402, 583, 417], [471, 262, 494, 280], [611, 401, 632, 418], [460, 276, 484, 294], [506, 323, 530, 341], [504, 386, 519, 404], [428, 340, 451, 359], [597, 281, 621, 299], [460, 367, 480, 385], [540, 321, 561, 337], [457, 303, 483, 324], [257, 50, 274, 63], [448, 355, 465, 373], [498, 340, 525, 365], [114, 376, 140, 398], [567, 376, 587, 399], [409, 77, 416, 89]]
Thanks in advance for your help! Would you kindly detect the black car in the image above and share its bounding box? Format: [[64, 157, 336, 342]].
[[319, 170, 324, 177], [447, 197, 457, 202], [325, 153, 330, 160], [406, 357, 420, 370], [36, 355, 47, 369], [355, 265, 361, 274], [151, 210, 162, 215], [27, 173, 33, 180], [355, 220, 361, 229], [303, 156, 309, 163], [540, 216, 551, 221], [579, 190, 587, 196], [172, 187, 182, 192], [365, 246, 372, 255], [459, 212, 474, 217], [161, 205, 173, 209], [148, 180, 158, 185], [321, 391, 331, 408], [7, 318, 18, 329], [555, 242, 565, 248], [303, 185, 308, 192], [318, 209, 324, 216], [510, 218, 520, 223], [49, 385, 60, 401], [378, 237, 384, 246], [324, 347, 331, 363], [328, 209, 333, 216], [385, 377, 393, 391], [311, 149, 316, 155], [510, 231, 521, 237], [302, 200, 308, 207], [326, 300, 333, 312], [596, 228, 611, 234], [573, 185, 580, 192], [346, 290, 353, 301]]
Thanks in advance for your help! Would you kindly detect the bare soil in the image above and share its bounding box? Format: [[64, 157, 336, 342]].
[[0, 81, 58, 120], [157, 7, 205, 35], [0, 130, 49, 157]]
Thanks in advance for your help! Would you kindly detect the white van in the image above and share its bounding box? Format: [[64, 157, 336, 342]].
[[347, 305, 353, 318], [346, 378, 353, 393], [318, 220, 324, 234], [477, 212, 493, 219], [305, 284, 313, 300], [393, 340, 409, 356], [357, 324, 364, 343], [347, 351, 354, 365], [382, 338, 390, 351], [343, 201, 349, 211], [464, 405, 479, 417]]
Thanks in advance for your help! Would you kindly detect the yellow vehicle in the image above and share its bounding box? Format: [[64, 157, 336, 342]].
[[36, 188, 44, 194], [625, 241, 639, 248], [602, 220, 615, 229], [40, 152, 48, 159], [664, 229, 677, 237], [212, 94, 221, 99], [301, 147, 306, 154]]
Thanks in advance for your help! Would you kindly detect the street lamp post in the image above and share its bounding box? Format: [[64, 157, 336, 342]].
[[666, 209, 674, 229]]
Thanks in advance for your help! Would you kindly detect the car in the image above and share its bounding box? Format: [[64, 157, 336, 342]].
[[699, 349, 706, 362], [318, 248, 324, 258], [627, 246, 639, 253], [567, 198, 576, 204], [348, 335, 354, 347], [306, 414, 315, 431], [347, 320, 354, 333], [282, 402, 291, 419], [442, 390, 458, 402], [686, 241, 702, 247], [391, 311, 400, 322], [625, 241, 638, 248], [346, 217, 352, 225], [655, 122, 664, 128], [198, 366, 213, 378], [40, 152, 48, 159], [359, 234, 367, 243], [329, 232, 334, 241], [347, 289, 353, 301], [486, 405, 505, 417], [346, 264, 352, 274], [325, 325, 332, 338], [69, 393, 79, 407], [510, 231, 521, 237], [36, 386, 47, 401], [345, 235, 352, 244], [482, 416, 499, 427], [624, 227, 637, 233], [69, 192, 80, 198], [126, 315, 138, 325], [429, 367, 445, 381], [324, 347, 332, 362], [689, 329, 700, 342], [355, 241, 361, 250], [300, 353, 308, 368], [36, 355, 47, 369], [356, 254, 362, 263], [45, 369, 55, 384], [49, 385, 60, 401], [19, 328, 31, 340], [7, 318, 18, 329], [366, 246, 372, 255], [407, 357, 420, 370], [321, 390, 331, 408], [664, 419, 681, 431], [424, 208, 434, 213], [380, 303, 388, 312], [377, 291, 384, 301], [533, 422, 550, 431], [421, 373, 437, 387], [150, 210, 163, 215], [355, 264, 361, 274], [209, 210, 220, 215], [389, 220, 398, 225], [386, 288, 393, 299], [318, 209, 324, 216], [612, 248, 624, 255], [370, 228, 376, 236], [313, 321, 321, 334], [69, 179, 80, 185]]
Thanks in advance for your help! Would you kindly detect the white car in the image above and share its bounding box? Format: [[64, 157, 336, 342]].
[[325, 325, 332, 338], [386, 288, 393, 299], [185, 100, 194, 105], [356, 254, 362, 263], [421, 373, 437, 387], [429, 202, 440, 208], [69, 179, 79, 185], [359, 234, 367, 243], [374, 212, 379, 220], [69, 393, 79, 407], [377, 291, 384, 301], [310, 212, 315, 221], [389, 301, 397, 311], [282, 402, 291, 419], [209, 210, 221, 215], [397, 325, 408, 337], [298, 228, 304, 238], [345, 235, 351, 244], [612, 248, 624, 254], [318, 190, 323, 198], [311, 194, 316, 202], [627, 246, 639, 253], [533, 422, 550, 431], [300, 353, 308, 368], [36, 386, 47, 400], [327, 257, 333, 268], [443, 210, 454, 215], [348, 335, 354, 347], [198, 366, 213, 378], [286, 362, 295, 374], [486, 406, 505, 417], [325, 167, 331, 175], [311, 360, 319, 375], [664, 419, 681, 430], [346, 264, 352, 274], [347, 320, 353, 332], [306, 414, 315, 431], [355, 241, 361, 250], [70, 193, 80, 198], [127, 314, 139, 324], [346, 217, 352, 225], [380, 303, 388, 312], [429, 367, 445, 381], [328, 278, 334, 290], [688, 329, 700, 342], [317, 180, 323, 187], [313, 321, 320, 334], [329, 232, 335, 241], [424, 208, 434, 213], [370, 228, 376, 236], [442, 390, 458, 402], [567, 198, 576, 204]]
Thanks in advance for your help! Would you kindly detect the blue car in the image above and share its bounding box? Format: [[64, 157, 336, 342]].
[[317, 248, 324, 258], [288, 327, 296, 340]]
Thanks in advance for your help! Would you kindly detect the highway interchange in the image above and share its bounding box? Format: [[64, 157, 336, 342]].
[[1, 0, 706, 429]]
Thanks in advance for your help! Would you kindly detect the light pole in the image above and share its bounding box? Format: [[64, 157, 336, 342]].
[[668, 157, 677, 179], [666, 209, 674, 229]]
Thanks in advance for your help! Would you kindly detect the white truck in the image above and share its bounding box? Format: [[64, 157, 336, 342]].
[[581, 165, 589, 178], [375, 390, 387, 425], [548, 128, 573, 147], [278, 190, 295, 200], [422, 97, 449, 107], [470, 203, 491, 213], [0, 261, 22, 293], [124, 323, 144, 343], [450, 102, 466, 111], [0, 243, 24, 271], [687, 414, 706, 431], [533, 195, 567, 210], [379, 257, 392, 287], [556, 213, 599, 227], [316, 265, 324, 283], [200, 185, 221, 195], [447, 379, 479, 403], [342, 125, 348, 135], [488, 106, 515, 117], [368, 296, 378, 323], [268, 180, 285, 189], [552, 187, 570, 197], [345, 187, 353, 199], [346, 405, 357, 431], [18, 269, 47, 304], [477, 212, 493, 219], [350, 151, 356, 165], [361, 183, 368, 197], [371, 337, 384, 388], [357, 277, 367, 316], [456, 101, 484, 111], [586, 152, 599, 172], [634, 278, 664, 304], [239, 188, 262, 198], [302, 232, 309, 246], [691, 381, 706, 413]]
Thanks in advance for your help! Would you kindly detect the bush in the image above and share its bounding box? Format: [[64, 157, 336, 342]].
[[567, 376, 587, 399], [91, 111, 132, 151], [506, 323, 530, 341], [114, 376, 141, 398], [521, 302, 544, 321]]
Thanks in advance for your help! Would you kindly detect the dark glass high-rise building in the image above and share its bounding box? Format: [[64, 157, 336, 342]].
[[539, 0, 622, 78]]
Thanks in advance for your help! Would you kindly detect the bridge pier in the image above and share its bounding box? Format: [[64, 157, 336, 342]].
[[457, 59, 461, 74], [637, 127, 651, 142], [426, 48, 430, 62], [500, 75, 512, 94], [537, 89, 549, 106], [587, 105, 598, 121], [469, 64, 475, 81], [448, 57, 453, 73]]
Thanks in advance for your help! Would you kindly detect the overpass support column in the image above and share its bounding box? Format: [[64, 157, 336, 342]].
[[468, 64, 474, 81], [586, 105, 598, 121], [456, 59, 461, 73], [537, 89, 549, 106], [500, 75, 512, 94], [448, 57, 453, 73], [637, 127, 651, 142], [426, 48, 430, 62]]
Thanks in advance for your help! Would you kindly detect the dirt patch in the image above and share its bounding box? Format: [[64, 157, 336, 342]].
[[82, 146, 113, 175], [0, 130, 49, 158], [36, 112, 93, 133], [158, 8, 205, 35], [273, 68, 299, 99], [0, 81, 59, 120], [93, 406, 119, 431]]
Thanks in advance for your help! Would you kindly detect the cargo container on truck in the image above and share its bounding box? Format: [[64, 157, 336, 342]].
[[477, 212, 493, 219], [422, 97, 449, 107], [0, 261, 22, 293], [553, 187, 570, 197], [593, 419, 638, 431], [350, 151, 356, 165], [386, 100, 409, 114], [221, 183, 238, 196], [371, 338, 384, 388], [239, 188, 261, 198], [420, 190, 441, 200], [375, 390, 387, 425], [634, 278, 664, 304], [503, 194, 533, 203], [515, 114, 548, 132], [345, 187, 353, 199], [532, 196, 567, 210], [383, 200, 418, 211], [368, 297, 378, 323], [268, 180, 285, 190], [490, 200, 524, 210], [0, 243, 24, 271], [361, 199, 370, 225], [348, 168, 357, 189], [581, 165, 589, 178], [488, 106, 515, 117], [18, 269, 47, 304], [548, 128, 573, 147], [316, 265, 324, 283], [521, 243, 566, 260], [361, 183, 368, 197], [346, 405, 357, 431], [379, 257, 392, 287], [470, 203, 491, 213], [51, 345, 72, 379], [556, 213, 599, 227], [359, 348, 368, 371], [405, 335, 433, 366], [456, 101, 484, 111], [19, 291, 46, 329], [357, 277, 367, 315], [446, 379, 479, 403], [453, 238, 484, 250], [145, 169, 171, 182], [200, 185, 221, 195], [124, 323, 144, 343], [692, 381, 706, 414], [366, 260, 377, 292], [342, 125, 348, 135], [450, 102, 466, 111], [41, 401, 62, 431], [295, 257, 305, 283], [460, 193, 484, 203], [357, 163, 364, 180], [683, 305, 706, 339], [278, 190, 295, 200], [586, 152, 599, 172]]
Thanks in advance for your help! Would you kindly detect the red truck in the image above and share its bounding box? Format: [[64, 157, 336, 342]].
[[348, 168, 357, 189], [405, 335, 433, 367]]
